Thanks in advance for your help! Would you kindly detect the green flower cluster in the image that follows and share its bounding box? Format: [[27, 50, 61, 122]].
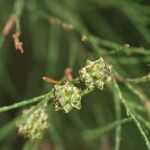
[[17, 57, 113, 140], [52, 82, 81, 113], [17, 104, 49, 140], [51, 57, 112, 113], [79, 57, 112, 90]]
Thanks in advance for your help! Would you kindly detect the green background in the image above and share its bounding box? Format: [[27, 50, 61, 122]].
[[0, 0, 150, 149]]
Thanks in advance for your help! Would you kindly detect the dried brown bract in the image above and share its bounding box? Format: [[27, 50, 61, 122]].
[[42, 76, 58, 85], [12, 32, 24, 53], [64, 68, 73, 81]]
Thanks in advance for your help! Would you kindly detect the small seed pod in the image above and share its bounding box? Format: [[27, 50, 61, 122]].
[[52, 82, 81, 113], [17, 103, 49, 140], [79, 57, 112, 90]]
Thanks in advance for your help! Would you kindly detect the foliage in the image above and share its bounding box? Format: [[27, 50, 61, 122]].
[[0, 0, 150, 150]]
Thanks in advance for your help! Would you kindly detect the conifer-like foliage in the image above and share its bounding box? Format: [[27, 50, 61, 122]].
[[0, 0, 150, 149]]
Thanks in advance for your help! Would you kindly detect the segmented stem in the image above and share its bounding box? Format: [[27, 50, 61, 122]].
[[0, 93, 49, 113], [113, 81, 150, 150]]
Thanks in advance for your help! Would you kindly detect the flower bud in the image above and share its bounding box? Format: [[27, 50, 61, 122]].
[[79, 57, 112, 90], [52, 82, 81, 113], [17, 103, 49, 140]]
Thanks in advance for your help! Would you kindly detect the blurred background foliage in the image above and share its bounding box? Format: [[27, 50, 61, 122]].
[[0, 0, 150, 150]]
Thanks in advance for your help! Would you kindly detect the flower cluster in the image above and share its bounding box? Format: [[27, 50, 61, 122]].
[[17, 104, 49, 140], [17, 57, 113, 140], [52, 82, 81, 113], [79, 57, 112, 90]]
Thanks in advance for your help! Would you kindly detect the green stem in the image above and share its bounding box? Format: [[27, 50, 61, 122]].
[[83, 117, 131, 141], [127, 101, 150, 113], [0, 77, 81, 114], [114, 89, 122, 150], [125, 73, 150, 83], [0, 93, 49, 113], [125, 83, 149, 102], [82, 87, 94, 96], [14, 0, 25, 32], [34, 9, 150, 56], [113, 81, 150, 150]]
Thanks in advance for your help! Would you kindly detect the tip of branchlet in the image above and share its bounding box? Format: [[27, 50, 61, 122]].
[[12, 32, 24, 54], [42, 76, 58, 84]]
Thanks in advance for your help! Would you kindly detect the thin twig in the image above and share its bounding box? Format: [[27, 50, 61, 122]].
[[0, 93, 49, 113], [125, 73, 150, 83]]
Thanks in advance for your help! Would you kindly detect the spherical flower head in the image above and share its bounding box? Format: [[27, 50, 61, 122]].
[[52, 82, 81, 113], [79, 57, 112, 90], [17, 103, 49, 140]]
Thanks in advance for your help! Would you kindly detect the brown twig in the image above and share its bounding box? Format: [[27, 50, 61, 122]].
[[2, 14, 16, 37]]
